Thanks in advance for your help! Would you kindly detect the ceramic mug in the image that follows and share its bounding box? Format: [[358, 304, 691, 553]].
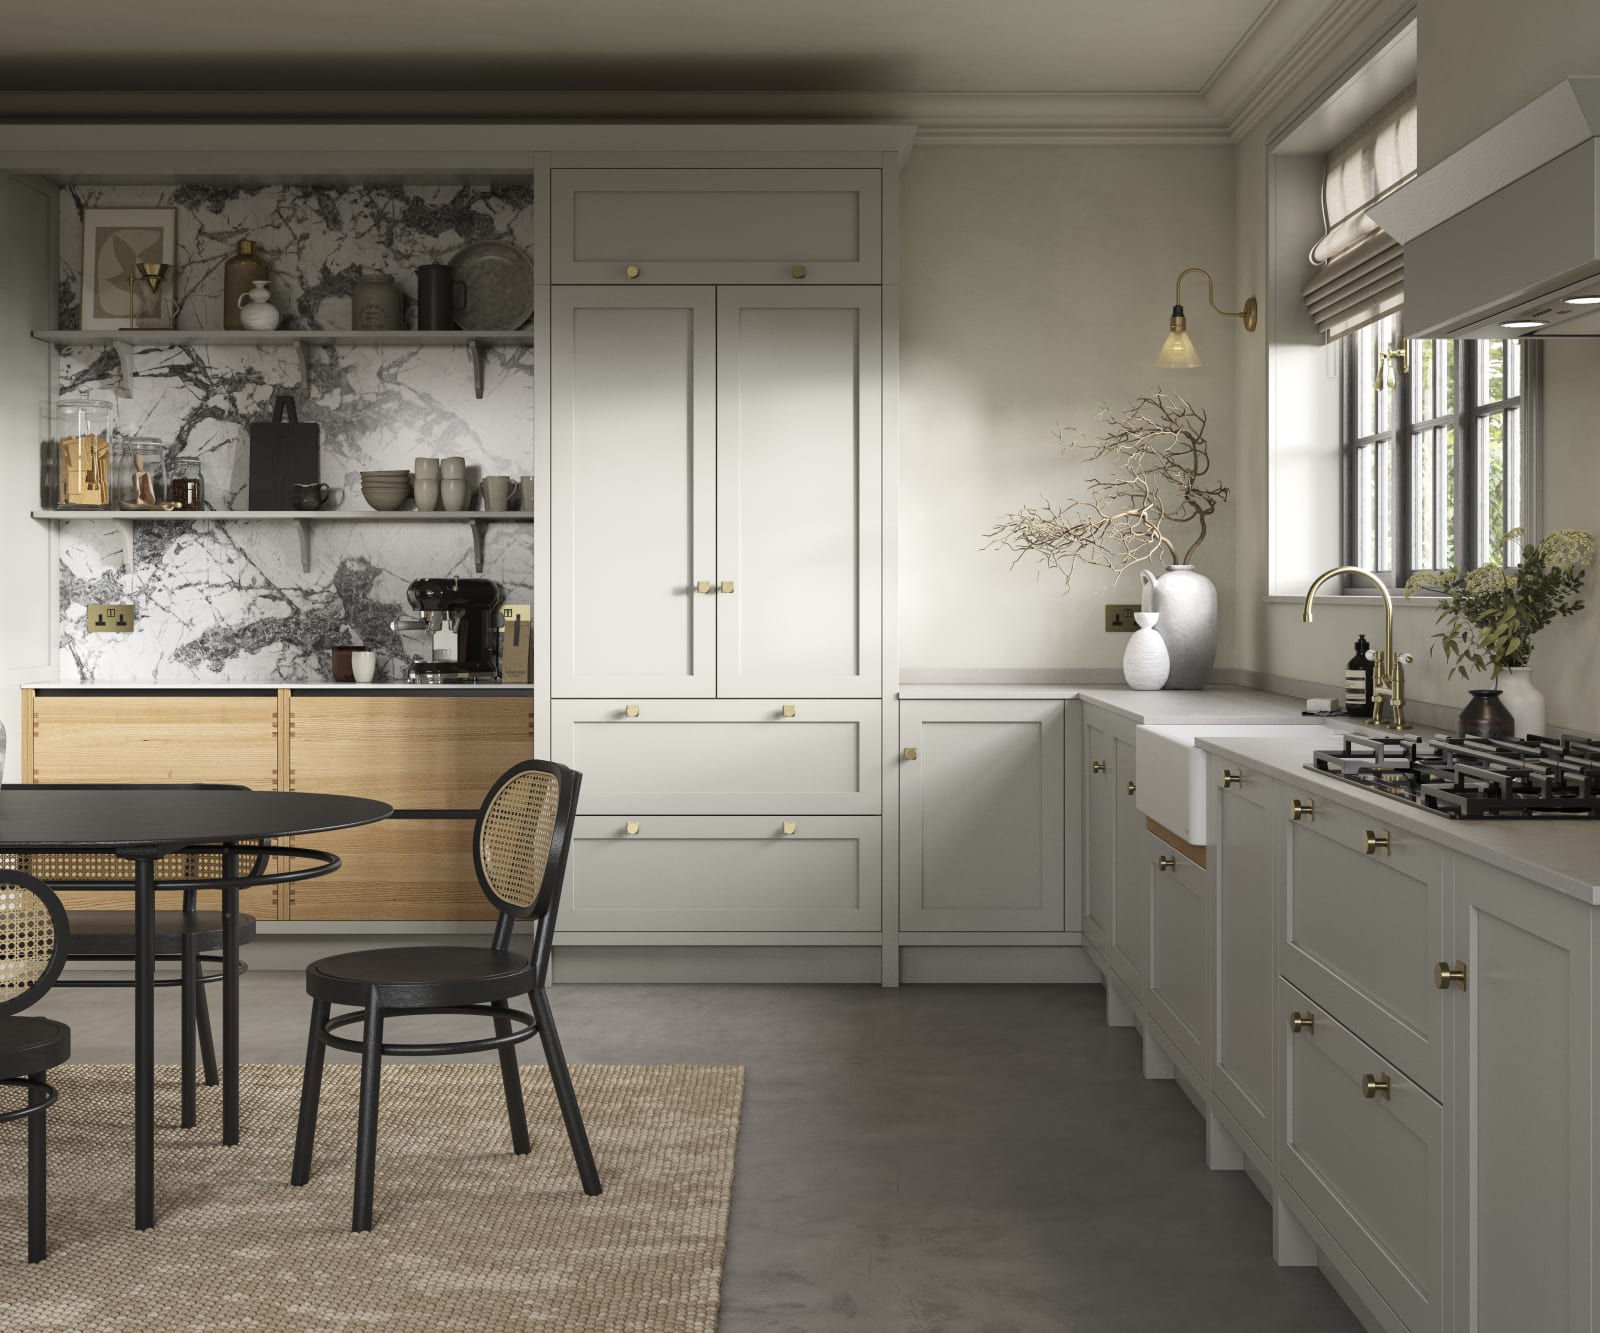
[[291, 482, 331, 511], [413, 476, 440, 511], [516, 475, 534, 510], [439, 456, 466, 480], [351, 649, 377, 684], [413, 456, 440, 477], [479, 475, 514, 511], [440, 477, 469, 512]]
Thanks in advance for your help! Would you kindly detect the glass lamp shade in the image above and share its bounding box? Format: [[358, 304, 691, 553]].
[[1155, 309, 1201, 368]]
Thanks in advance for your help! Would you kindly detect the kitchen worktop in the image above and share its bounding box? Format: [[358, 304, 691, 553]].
[[898, 681, 1307, 725], [1199, 731, 1600, 906], [31, 681, 534, 693]]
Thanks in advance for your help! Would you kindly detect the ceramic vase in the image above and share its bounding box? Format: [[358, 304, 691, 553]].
[[1122, 611, 1170, 691], [1459, 689, 1516, 740], [236, 280, 281, 331], [1496, 667, 1546, 739], [1141, 564, 1217, 690]]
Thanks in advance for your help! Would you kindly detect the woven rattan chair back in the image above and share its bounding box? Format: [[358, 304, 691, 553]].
[[472, 760, 581, 920], [0, 870, 69, 1017]]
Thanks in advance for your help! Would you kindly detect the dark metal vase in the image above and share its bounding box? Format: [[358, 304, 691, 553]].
[[1459, 689, 1516, 739]]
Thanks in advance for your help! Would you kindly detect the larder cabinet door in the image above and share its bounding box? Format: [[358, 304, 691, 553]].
[[898, 701, 1066, 932], [550, 286, 716, 698], [715, 287, 882, 699]]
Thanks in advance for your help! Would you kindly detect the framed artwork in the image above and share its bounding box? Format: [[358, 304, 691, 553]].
[[80, 207, 177, 330]]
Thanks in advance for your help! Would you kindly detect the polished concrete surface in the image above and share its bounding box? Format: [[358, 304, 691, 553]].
[[42, 975, 1361, 1333]]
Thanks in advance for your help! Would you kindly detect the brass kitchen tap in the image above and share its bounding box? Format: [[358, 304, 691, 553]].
[[1302, 566, 1414, 731]]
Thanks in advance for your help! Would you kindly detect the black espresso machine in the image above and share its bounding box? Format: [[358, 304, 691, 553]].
[[391, 577, 501, 683]]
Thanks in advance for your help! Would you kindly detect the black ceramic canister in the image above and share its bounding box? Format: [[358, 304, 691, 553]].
[[416, 264, 467, 331]]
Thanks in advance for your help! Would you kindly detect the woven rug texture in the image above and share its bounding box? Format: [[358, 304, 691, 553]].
[[0, 1061, 743, 1332]]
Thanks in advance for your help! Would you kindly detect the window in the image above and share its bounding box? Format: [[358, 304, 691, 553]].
[[1342, 315, 1535, 584]]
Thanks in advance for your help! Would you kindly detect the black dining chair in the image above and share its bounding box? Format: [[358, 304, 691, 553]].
[[0, 869, 72, 1263], [0, 783, 262, 1131], [291, 759, 601, 1232]]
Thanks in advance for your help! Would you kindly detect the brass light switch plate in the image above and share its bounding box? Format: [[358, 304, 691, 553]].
[[500, 603, 531, 627], [88, 603, 135, 632], [1104, 604, 1142, 633]]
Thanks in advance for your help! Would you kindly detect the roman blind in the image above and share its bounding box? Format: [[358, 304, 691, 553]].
[[1303, 87, 1417, 340]]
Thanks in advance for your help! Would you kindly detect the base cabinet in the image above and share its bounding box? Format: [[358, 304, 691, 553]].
[[1082, 713, 1118, 949], [1146, 834, 1208, 1078], [1107, 734, 1146, 993]]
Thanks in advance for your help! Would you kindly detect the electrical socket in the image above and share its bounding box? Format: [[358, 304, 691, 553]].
[[1104, 604, 1142, 633], [88, 603, 135, 633]]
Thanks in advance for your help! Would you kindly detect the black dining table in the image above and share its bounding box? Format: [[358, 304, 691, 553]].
[[0, 786, 391, 1229]]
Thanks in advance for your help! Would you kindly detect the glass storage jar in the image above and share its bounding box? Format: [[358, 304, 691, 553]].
[[113, 437, 169, 509], [170, 455, 204, 510], [54, 397, 114, 508]]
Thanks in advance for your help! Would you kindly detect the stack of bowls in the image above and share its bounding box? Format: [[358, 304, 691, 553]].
[[360, 469, 412, 511]]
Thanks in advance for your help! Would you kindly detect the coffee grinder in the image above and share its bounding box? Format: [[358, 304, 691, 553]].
[[391, 577, 502, 683]]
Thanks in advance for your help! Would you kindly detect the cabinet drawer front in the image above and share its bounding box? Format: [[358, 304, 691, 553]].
[[551, 700, 880, 814], [1282, 791, 1445, 1097], [1147, 833, 1207, 1075], [565, 815, 881, 931], [552, 168, 882, 284], [285, 819, 491, 922], [289, 696, 533, 811], [1280, 978, 1443, 1333]]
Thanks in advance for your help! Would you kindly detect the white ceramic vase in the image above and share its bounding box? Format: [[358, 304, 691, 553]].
[[1497, 666, 1546, 738], [1122, 611, 1170, 691], [236, 279, 281, 331], [1141, 564, 1218, 690]]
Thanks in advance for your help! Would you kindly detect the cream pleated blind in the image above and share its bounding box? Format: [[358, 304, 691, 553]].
[[1303, 87, 1417, 340]]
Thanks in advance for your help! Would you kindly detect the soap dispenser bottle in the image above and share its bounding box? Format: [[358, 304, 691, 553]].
[[1345, 633, 1374, 716], [223, 239, 269, 331]]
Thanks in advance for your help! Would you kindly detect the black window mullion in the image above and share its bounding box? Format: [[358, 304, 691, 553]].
[[1458, 344, 1480, 569], [1394, 343, 1416, 584]]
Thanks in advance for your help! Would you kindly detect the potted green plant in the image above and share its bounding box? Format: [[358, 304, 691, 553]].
[[1404, 527, 1595, 737]]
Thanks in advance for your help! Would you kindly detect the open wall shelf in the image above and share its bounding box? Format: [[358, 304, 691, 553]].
[[32, 508, 534, 573], [32, 328, 538, 398]]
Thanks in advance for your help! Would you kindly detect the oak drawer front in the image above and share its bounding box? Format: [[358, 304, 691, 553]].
[[551, 700, 880, 814], [1282, 792, 1445, 1098], [564, 815, 881, 931], [1280, 978, 1443, 1333], [1146, 833, 1207, 1077], [283, 820, 491, 922], [289, 696, 533, 811], [551, 168, 882, 284]]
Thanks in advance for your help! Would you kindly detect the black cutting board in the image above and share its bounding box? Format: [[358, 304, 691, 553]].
[[248, 395, 320, 511]]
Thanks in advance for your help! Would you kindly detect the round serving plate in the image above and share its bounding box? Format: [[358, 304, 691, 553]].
[[448, 240, 536, 331]]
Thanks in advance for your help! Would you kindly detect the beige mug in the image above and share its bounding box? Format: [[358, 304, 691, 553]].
[[516, 475, 534, 511], [479, 474, 514, 512]]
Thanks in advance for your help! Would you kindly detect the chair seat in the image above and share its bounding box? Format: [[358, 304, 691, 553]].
[[307, 946, 534, 1008], [0, 1017, 70, 1080], [65, 910, 258, 956]]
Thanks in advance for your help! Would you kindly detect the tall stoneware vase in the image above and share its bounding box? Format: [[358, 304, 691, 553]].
[[1496, 666, 1546, 738], [1141, 565, 1217, 690]]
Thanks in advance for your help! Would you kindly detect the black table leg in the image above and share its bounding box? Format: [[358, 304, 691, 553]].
[[222, 847, 241, 1147], [133, 854, 156, 1230]]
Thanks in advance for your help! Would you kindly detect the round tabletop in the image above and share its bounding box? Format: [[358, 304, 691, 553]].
[[0, 787, 393, 852]]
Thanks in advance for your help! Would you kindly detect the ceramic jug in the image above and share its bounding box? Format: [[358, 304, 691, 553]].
[[236, 280, 281, 331], [1141, 565, 1217, 690], [1122, 611, 1170, 691]]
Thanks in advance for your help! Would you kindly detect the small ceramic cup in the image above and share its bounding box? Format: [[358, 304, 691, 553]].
[[439, 456, 466, 480], [517, 475, 534, 510], [291, 482, 331, 511], [479, 475, 514, 511], [350, 650, 377, 684], [413, 476, 440, 511], [440, 477, 469, 512], [413, 456, 440, 477]]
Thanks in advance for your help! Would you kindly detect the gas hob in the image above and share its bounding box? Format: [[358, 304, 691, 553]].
[[1307, 733, 1600, 819]]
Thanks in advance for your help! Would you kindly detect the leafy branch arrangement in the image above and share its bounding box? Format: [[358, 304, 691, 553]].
[[1404, 528, 1595, 682], [986, 390, 1229, 588]]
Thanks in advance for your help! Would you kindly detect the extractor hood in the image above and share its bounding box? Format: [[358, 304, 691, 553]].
[[1369, 78, 1600, 338]]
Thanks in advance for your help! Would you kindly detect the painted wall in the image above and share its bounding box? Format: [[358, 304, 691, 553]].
[[1233, 4, 1600, 732], [898, 144, 1239, 673]]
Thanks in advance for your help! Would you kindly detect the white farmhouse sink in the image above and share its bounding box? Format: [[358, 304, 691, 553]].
[[1135, 723, 1334, 845]]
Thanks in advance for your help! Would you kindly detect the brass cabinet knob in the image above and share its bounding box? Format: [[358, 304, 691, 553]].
[[1363, 830, 1391, 856], [624, 821, 640, 835], [782, 704, 796, 718], [720, 580, 735, 594], [1157, 855, 1176, 871], [792, 265, 808, 279], [903, 746, 919, 761], [624, 704, 640, 718], [1291, 799, 1315, 821], [1221, 769, 1243, 789], [695, 580, 713, 594], [1126, 781, 1137, 796], [1091, 760, 1107, 775], [1435, 961, 1468, 991], [1362, 1073, 1391, 1100], [782, 820, 797, 836], [625, 265, 641, 279], [1290, 1011, 1315, 1034]]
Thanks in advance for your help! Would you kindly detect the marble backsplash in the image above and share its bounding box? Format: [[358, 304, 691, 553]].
[[55, 183, 535, 684]]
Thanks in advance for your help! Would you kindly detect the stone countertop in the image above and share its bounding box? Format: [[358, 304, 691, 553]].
[[897, 681, 1308, 725], [1197, 732, 1600, 907], [30, 681, 535, 693]]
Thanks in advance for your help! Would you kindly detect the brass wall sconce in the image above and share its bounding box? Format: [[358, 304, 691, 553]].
[[1155, 267, 1258, 369]]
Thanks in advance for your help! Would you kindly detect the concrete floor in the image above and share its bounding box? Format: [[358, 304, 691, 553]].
[[42, 975, 1361, 1333]]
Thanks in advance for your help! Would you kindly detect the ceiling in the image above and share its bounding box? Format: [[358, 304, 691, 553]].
[[0, 0, 1280, 93]]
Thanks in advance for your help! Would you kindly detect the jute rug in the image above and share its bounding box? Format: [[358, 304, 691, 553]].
[[0, 1062, 744, 1331]]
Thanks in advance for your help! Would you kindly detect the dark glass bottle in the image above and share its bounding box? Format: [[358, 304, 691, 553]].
[[1345, 634, 1374, 716]]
